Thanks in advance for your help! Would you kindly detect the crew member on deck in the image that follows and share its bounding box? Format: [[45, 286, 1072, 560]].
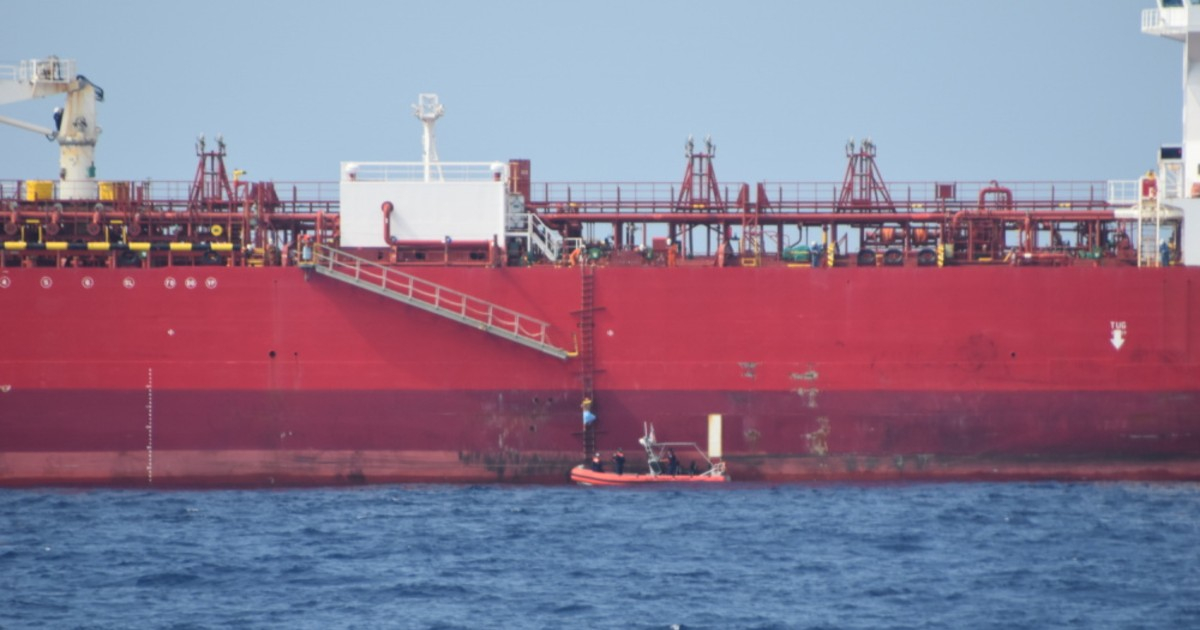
[[1142, 170, 1157, 199], [612, 448, 625, 475], [300, 234, 314, 263], [591, 452, 604, 473], [666, 448, 679, 476]]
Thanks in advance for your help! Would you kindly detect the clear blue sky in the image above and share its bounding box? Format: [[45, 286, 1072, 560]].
[[0, 1, 1182, 187]]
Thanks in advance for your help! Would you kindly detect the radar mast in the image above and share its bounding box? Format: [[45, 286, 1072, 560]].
[[412, 94, 444, 182]]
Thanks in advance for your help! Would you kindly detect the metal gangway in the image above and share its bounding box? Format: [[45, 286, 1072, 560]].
[[304, 244, 572, 359], [508, 211, 566, 263]]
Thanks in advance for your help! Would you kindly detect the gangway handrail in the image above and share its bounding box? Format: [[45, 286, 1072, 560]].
[[306, 243, 570, 359]]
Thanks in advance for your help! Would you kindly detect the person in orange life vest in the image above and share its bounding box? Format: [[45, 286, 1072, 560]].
[[591, 452, 604, 473], [612, 448, 626, 475], [1142, 171, 1157, 199]]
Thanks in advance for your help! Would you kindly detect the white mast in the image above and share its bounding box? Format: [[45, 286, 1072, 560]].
[[412, 94, 444, 182]]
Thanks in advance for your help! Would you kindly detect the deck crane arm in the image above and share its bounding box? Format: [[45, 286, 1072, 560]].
[[0, 112, 56, 138]]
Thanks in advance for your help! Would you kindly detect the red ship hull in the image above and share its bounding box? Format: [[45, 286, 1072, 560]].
[[1, 264, 1198, 486]]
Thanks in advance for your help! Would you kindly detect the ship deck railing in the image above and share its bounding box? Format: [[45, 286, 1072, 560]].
[[0, 177, 1139, 221], [1142, 7, 1188, 39], [1, 177, 1120, 212], [306, 244, 570, 359], [0, 179, 339, 210], [526, 180, 1116, 214], [343, 161, 507, 182], [0, 58, 77, 84]]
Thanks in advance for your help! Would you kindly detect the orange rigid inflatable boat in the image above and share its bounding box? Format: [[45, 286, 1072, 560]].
[[570, 423, 730, 486], [569, 466, 729, 486]]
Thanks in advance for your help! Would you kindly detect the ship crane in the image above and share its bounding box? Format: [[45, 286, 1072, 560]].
[[0, 56, 104, 200]]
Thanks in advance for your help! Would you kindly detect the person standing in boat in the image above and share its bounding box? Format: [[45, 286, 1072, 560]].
[[612, 448, 626, 475], [666, 448, 679, 476], [591, 452, 604, 473]]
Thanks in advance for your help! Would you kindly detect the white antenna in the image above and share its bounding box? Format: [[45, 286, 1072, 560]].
[[412, 93, 444, 182]]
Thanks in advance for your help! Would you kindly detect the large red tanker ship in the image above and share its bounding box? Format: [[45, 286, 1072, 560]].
[[0, 3, 1197, 486]]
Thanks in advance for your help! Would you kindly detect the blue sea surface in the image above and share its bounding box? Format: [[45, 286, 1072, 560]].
[[1, 483, 1197, 629]]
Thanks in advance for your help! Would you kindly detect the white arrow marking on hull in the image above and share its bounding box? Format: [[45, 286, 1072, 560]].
[[1110, 321, 1127, 350]]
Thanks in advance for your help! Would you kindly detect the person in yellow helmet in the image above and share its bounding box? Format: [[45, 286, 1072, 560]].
[[581, 398, 596, 426]]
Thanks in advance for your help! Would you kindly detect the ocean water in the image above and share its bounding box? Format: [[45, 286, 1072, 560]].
[[1, 483, 1197, 629]]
